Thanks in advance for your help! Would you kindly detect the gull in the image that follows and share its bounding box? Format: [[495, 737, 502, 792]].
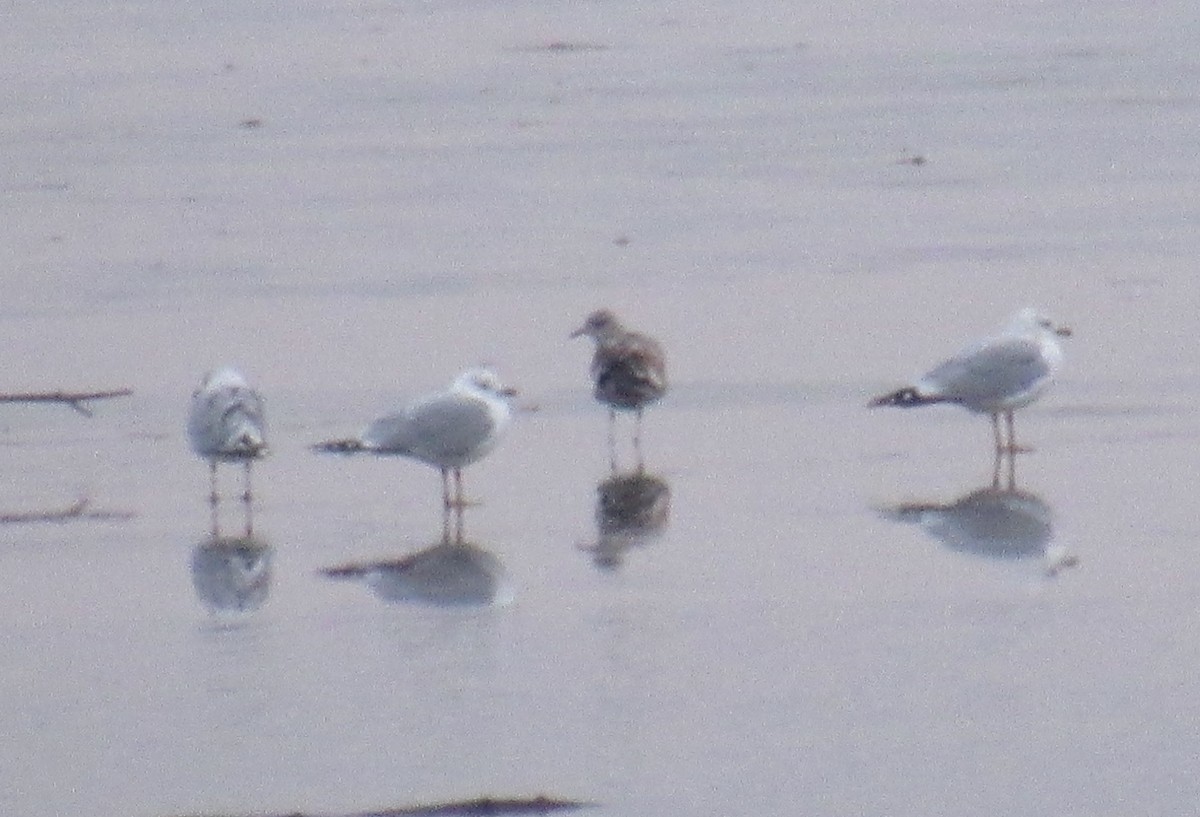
[[187, 367, 268, 504], [314, 367, 516, 510], [869, 307, 1071, 452], [570, 309, 667, 456]]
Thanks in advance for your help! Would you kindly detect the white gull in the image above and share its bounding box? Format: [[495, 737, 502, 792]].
[[315, 367, 516, 509], [870, 307, 1071, 452], [187, 367, 268, 503]]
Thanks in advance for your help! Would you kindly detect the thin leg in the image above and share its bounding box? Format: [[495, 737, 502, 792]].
[[991, 446, 1002, 489], [453, 498, 465, 544], [241, 461, 253, 503], [991, 413, 1003, 454], [441, 501, 453, 544], [634, 408, 645, 473], [1006, 411, 1017, 454], [440, 468, 452, 510], [208, 461, 219, 506], [243, 493, 255, 538], [1005, 445, 1017, 490], [607, 409, 617, 473], [454, 468, 464, 509]]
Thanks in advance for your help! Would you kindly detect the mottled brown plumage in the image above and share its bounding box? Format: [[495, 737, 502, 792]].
[[571, 309, 667, 466], [571, 309, 667, 412]]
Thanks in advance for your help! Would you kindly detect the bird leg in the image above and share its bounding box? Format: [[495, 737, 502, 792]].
[[607, 409, 618, 473], [453, 499, 465, 544], [991, 413, 1003, 455], [440, 501, 453, 544], [634, 408, 646, 474], [243, 493, 255, 538], [444, 468, 478, 510], [241, 461, 254, 504], [1004, 411, 1034, 454], [992, 444, 1017, 490], [208, 460, 220, 507], [440, 468, 453, 511]]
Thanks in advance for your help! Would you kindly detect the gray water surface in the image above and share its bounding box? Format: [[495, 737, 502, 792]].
[[3, 1, 1200, 815]]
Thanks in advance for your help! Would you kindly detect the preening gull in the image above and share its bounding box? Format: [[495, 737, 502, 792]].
[[187, 367, 268, 503], [870, 307, 1071, 452], [570, 309, 667, 452], [315, 367, 516, 510]]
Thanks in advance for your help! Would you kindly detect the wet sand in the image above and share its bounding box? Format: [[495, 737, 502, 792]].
[[4, 0, 1200, 815]]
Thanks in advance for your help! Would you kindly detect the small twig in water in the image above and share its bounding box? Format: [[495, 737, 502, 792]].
[[0, 497, 136, 524], [177, 794, 595, 817], [0, 388, 133, 418]]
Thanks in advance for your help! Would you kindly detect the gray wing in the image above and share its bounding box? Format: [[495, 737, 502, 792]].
[[919, 338, 1049, 404], [362, 395, 496, 465], [188, 385, 267, 458]]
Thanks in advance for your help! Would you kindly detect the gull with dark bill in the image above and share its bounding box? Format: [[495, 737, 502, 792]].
[[571, 309, 667, 457], [869, 307, 1071, 453], [314, 367, 516, 511], [188, 367, 268, 504]]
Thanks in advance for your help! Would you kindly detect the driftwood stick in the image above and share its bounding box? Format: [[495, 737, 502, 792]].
[[0, 497, 136, 525], [177, 795, 595, 817], [0, 388, 132, 417]]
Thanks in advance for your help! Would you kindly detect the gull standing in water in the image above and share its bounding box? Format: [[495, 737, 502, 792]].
[[188, 367, 268, 504], [571, 309, 668, 462], [869, 307, 1071, 453], [314, 367, 517, 511]]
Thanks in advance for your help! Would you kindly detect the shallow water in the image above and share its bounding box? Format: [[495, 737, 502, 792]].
[[4, 1, 1200, 815]]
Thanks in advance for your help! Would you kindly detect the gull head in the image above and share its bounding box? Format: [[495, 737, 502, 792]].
[[454, 367, 518, 400], [570, 308, 622, 341], [196, 366, 250, 394], [1009, 307, 1072, 338]]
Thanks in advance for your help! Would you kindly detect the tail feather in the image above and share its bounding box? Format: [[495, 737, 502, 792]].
[[868, 387, 946, 408], [235, 431, 267, 457], [312, 438, 366, 454]]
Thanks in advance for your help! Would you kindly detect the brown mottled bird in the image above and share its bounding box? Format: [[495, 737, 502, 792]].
[[571, 309, 667, 459]]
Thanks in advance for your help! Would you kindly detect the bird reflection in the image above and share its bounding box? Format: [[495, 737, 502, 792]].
[[191, 514, 272, 614], [320, 510, 510, 607], [581, 466, 671, 569], [191, 494, 272, 614], [879, 453, 1077, 576]]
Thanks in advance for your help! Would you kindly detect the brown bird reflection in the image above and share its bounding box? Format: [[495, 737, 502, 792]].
[[581, 468, 671, 569]]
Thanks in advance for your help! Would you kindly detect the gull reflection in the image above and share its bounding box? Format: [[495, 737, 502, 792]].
[[581, 467, 671, 569], [192, 497, 272, 614], [320, 512, 511, 608], [191, 536, 272, 616], [879, 458, 1077, 576]]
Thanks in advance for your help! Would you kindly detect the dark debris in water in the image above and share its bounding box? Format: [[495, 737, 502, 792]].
[[0, 497, 135, 525], [366, 795, 594, 816], [506, 41, 610, 53], [183, 795, 594, 817], [0, 386, 132, 417]]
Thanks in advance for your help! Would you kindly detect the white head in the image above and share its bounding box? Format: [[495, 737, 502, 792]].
[[453, 367, 518, 402], [1006, 307, 1072, 339], [196, 367, 250, 394]]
